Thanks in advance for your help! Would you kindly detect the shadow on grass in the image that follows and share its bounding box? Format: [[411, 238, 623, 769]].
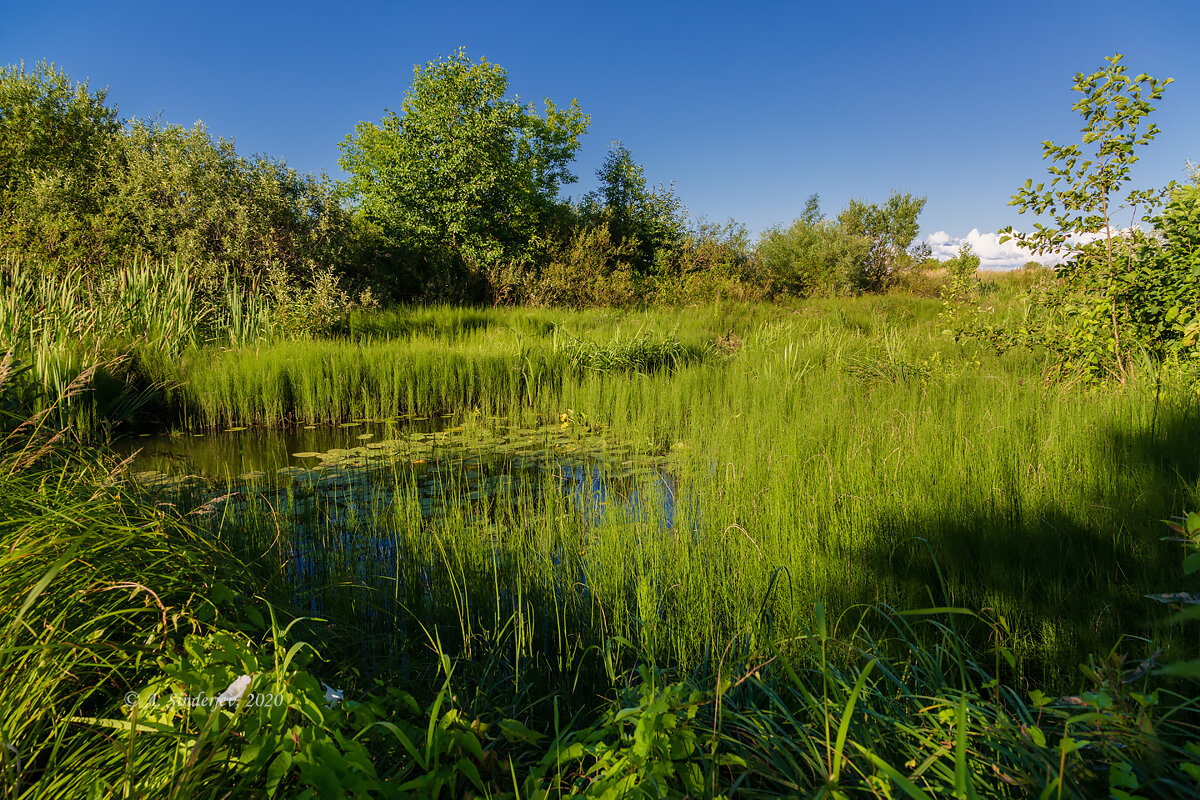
[[848, 401, 1200, 686]]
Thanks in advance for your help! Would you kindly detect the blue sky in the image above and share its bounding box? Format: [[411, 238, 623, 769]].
[[4, 0, 1198, 267]]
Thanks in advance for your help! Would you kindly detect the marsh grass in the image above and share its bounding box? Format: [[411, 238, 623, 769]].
[[0, 256, 277, 431], [5, 322, 1200, 796], [8, 286, 1200, 795], [159, 308, 721, 427], [111, 297, 1200, 690], [552, 329, 707, 373], [0, 357, 265, 797]]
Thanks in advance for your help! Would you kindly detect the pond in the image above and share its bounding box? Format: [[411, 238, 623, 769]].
[[115, 416, 685, 671], [115, 415, 679, 525]]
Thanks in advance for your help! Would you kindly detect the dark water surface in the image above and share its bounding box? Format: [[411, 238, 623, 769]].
[[111, 417, 450, 478], [115, 418, 684, 672]]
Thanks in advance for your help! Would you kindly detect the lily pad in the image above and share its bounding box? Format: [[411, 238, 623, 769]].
[[277, 466, 317, 481]]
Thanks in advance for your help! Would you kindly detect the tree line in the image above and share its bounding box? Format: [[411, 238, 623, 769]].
[[0, 54, 930, 306]]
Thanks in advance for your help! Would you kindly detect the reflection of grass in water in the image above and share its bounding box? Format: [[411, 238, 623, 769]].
[[115, 416, 450, 477], [190, 433, 679, 685]]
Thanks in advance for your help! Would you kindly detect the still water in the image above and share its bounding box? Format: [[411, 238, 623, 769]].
[[115, 417, 683, 670]]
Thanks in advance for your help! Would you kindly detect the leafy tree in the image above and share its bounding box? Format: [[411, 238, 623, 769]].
[[944, 243, 981, 301], [758, 194, 870, 297], [338, 50, 589, 294], [800, 192, 822, 225], [0, 61, 121, 268], [1126, 175, 1200, 362], [1000, 53, 1177, 382], [836, 190, 927, 291], [105, 120, 349, 286], [581, 141, 687, 273]]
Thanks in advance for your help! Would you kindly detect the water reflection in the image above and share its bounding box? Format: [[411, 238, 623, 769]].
[[118, 419, 684, 671]]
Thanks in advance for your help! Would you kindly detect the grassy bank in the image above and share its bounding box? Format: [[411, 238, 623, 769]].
[[5, 413, 1198, 798], [3, 278, 1200, 796]]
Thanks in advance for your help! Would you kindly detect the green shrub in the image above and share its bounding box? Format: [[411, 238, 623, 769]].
[[105, 120, 350, 287], [0, 62, 352, 287], [0, 61, 120, 270], [531, 223, 643, 308], [649, 218, 765, 305], [757, 218, 869, 297], [943, 243, 982, 301], [579, 141, 688, 277], [1000, 54, 1181, 384]]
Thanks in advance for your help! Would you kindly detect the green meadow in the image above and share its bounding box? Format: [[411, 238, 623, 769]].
[[5, 267, 1199, 797], [133, 292, 1198, 679], [3, 52, 1199, 798]]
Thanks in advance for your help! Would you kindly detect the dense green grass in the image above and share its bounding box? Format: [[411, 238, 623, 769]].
[[5, 403, 1198, 797], [4, 278, 1200, 797], [156, 304, 726, 427], [0, 363, 263, 796], [124, 295, 1198, 688]]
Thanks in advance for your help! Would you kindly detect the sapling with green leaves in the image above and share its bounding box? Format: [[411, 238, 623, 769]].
[[1000, 53, 1175, 382]]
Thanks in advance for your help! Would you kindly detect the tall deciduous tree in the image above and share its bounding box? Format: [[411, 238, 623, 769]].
[[338, 50, 589, 286]]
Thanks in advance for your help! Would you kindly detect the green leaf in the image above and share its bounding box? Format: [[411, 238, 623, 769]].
[[498, 718, 546, 743], [266, 750, 293, 797], [1155, 660, 1200, 679], [1027, 726, 1047, 748], [830, 659, 877, 784], [850, 743, 935, 800]]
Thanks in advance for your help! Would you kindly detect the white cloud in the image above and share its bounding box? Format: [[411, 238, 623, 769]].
[[923, 228, 1132, 270]]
